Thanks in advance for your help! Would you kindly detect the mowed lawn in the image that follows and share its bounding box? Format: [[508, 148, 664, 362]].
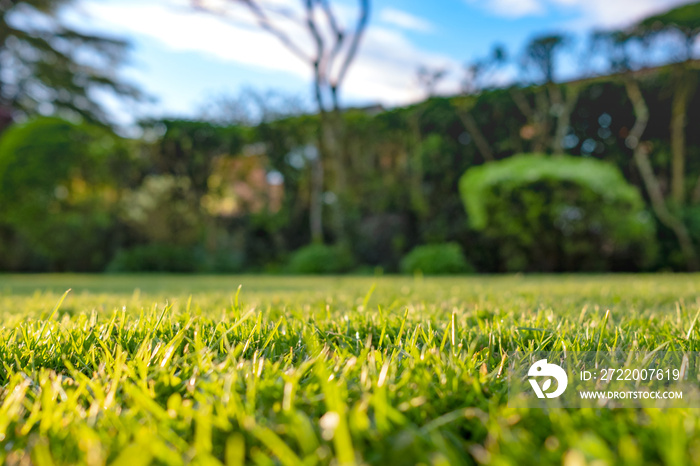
[[1, 274, 700, 465]]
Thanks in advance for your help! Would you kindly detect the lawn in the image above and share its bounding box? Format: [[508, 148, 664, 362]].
[[0, 274, 699, 465]]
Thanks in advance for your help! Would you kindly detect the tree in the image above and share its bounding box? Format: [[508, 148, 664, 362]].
[[416, 66, 448, 98], [514, 34, 578, 154], [144, 119, 245, 201], [453, 44, 508, 162], [193, 0, 371, 244], [592, 28, 699, 270], [633, 1, 700, 62], [0, 117, 133, 270], [138, 118, 247, 253], [522, 35, 569, 84], [0, 0, 141, 129], [403, 65, 448, 218], [629, 2, 700, 204]]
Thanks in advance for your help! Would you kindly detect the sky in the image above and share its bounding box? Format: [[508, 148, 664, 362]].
[[64, 0, 694, 123]]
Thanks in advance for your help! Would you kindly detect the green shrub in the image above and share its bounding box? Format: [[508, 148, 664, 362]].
[[400, 243, 473, 275], [287, 244, 355, 274], [459, 154, 658, 272], [202, 249, 245, 273], [107, 244, 205, 273], [0, 117, 132, 271]]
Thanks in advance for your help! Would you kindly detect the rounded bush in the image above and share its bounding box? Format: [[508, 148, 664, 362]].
[[287, 244, 355, 274], [459, 154, 658, 272], [107, 244, 204, 273], [400, 243, 473, 275]]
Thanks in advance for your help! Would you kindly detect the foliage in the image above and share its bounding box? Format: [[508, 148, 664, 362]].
[[3, 52, 700, 272], [106, 244, 205, 273], [286, 243, 355, 274], [107, 244, 245, 274], [400, 243, 473, 275], [144, 119, 246, 198], [460, 154, 658, 271], [0, 0, 141, 125], [0, 116, 131, 271], [0, 275, 699, 464], [460, 154, 644, 230], [522, 34, 570, 83], [634, 1, 700, 41], [119, 174, 204, 247]]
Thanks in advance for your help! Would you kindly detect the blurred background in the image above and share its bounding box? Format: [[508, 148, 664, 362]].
[[0, 0, 698, 274]]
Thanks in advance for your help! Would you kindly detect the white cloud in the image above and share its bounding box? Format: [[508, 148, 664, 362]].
[[465, 0, 543, 18], [345, 26, 460, 104], [550, 0, 693, 28], [75, 0, 459, 107], [466, 0, 693, 27], [79, 1, 310, 75], [378, 7, 434, 33]]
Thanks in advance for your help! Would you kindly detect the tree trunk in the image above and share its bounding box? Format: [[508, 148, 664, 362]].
[[0, 41, 12, 133], [552, 84, 580, 155], [455, 107, 494, 162], [328, 89, 348, 244], [634, 144, 698, 271], [623, 77, 698, 271], [408, 109, 428, 217], [309, 153, 324, 244], [670, 70, 694, 205], [510, 87, 550, 153], [532, 88, 551, 153], [309, 62, 326, 244]]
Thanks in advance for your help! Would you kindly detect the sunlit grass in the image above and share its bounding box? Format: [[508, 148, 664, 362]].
[[0, 274, 699, 465]]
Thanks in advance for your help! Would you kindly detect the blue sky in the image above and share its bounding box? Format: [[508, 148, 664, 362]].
[[67, 0, 692, 123]]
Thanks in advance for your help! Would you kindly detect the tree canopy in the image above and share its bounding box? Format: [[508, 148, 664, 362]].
[[0, 0, 141, 128]]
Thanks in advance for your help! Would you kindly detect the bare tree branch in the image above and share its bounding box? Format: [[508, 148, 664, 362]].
[[330, 0, 369, 98], [320, 0, 345, 106], [239, 0, 311, 63], [321, 0, 343, 39], [193, 0, 371, 243], [304, 0, 327, 113]]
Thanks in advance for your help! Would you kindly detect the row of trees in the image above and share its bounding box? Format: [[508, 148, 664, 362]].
[[452, 4, 700, 270], [191, 1, 700, 271], [0, 1, 699, 272]]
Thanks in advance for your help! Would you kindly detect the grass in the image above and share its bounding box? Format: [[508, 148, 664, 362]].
[[0, 274, 700, 465]]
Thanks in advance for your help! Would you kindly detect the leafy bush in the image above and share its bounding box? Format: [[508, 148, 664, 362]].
[[287, 244, 355, 274], [0, 117, 132, 271], [400, 243, 473, 275], [459, 154, 658, 272], [119, 175, 203, 246], [202, 249, 245, 273], [107, 244, 205, 273]]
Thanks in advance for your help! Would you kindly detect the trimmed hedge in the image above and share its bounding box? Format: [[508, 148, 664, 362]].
[[459, 154, 657, 271]]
